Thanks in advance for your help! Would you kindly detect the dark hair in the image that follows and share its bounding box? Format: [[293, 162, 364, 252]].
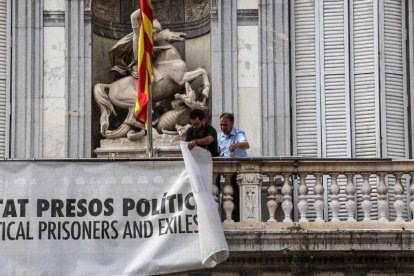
[[220, 112, 234, 122], [189, 109, 206, 120]]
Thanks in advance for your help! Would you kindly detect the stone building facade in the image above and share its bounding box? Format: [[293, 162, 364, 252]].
[[2, 0, 414, 274]]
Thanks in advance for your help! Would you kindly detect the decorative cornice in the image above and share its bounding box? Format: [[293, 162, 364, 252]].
[[43, 11, 65, 27], [237, 9, 258, 26], [43, 10, 91, 27]]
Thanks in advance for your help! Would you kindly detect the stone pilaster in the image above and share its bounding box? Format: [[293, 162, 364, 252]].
[[65, 0, 92, 157], [237, 170, 262, 222], [210, 0, 238, 124], [258, 0, 290, 156], [11, 0, 44, 158]]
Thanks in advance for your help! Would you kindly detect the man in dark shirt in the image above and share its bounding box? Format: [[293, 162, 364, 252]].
[[185, 109, 219, 157]]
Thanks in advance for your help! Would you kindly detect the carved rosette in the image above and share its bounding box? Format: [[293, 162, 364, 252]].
[[237, 172, 262, 222]]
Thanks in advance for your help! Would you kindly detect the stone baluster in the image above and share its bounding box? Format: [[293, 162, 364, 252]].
[[266, 174, 277, 222], [410, 173, 414, 222], [314, 173, 324, 222], [393, 172, 405, 222], [298, 173, 308, 222], [329, 173, 340, 222], [281, 173, 293, 222], [222, 174, 234, 222], [361, 173, 372, 222], [377, 172, 389, 222], [345, 173, 356, 222], [212, 173, 220, 210], [237, 171, 263, 222]]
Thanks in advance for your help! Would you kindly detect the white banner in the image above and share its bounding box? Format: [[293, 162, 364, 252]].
[[0, 142, 228, 275]]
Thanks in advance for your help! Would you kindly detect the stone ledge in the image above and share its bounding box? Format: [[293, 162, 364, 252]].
[[224, 223, 414, 252], [223, 221, 414, 232], [199, 251, 414, 274]]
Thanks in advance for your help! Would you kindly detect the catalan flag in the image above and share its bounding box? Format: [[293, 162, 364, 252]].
[[134, 0, 153, 124]]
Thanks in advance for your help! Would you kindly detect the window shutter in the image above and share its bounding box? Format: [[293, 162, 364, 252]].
[[351, 0, 380, 159], [321, 0, 351, 159], [292, 0, 321, 158], [380, 0, 407, 159]]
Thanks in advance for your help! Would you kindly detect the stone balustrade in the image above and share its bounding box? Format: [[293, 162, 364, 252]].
[[212, 158, 414, 224], [205, 158, 414, 273]]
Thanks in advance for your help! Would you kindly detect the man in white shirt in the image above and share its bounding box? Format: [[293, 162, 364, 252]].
[[217, 113, 250, 157]]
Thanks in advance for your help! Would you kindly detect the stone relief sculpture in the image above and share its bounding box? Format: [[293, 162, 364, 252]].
[[245, 187, 256, 219], [94, 9, 210, 141]]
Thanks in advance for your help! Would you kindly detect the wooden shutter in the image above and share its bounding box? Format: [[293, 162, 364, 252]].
[[380, 0, 408, 159], [292, 0, 321, 158], [351, 0, 380, 159], [0, 0, 7, 158], [321, 0, 351, 158]]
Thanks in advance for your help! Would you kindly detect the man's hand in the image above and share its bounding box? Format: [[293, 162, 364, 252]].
[[188, 140, 198, 150], [229, 143, 238, 152]]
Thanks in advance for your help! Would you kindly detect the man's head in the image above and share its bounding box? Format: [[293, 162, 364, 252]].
[[220, 113, 234, 135], [189, 109, 207, 130]]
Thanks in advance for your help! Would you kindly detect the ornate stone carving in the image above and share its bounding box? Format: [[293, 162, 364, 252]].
[[85, 0, 91, 10], [92, 0, 210, 39], [237, 172, 262, 222], [185, 0, 210, 21], [94, 11, 210, 142], [93, 0, 120, 22], [244, 187, 256, 219]]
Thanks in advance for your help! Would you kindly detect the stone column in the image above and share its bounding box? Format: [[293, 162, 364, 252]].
[[258, 0, 290, 155], [237, 170, 262, 222], [65, 0, 92, 157], [11, 0, 44, 158], [210, 0, 238, 123]]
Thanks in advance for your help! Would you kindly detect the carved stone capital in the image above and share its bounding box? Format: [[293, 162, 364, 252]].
[[237, 172, 263, 186]]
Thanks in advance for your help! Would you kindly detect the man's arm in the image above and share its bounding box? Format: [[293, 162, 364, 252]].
[[228, 140, 249, 152], [229, 131, 249, 152], [193, 135, 215, 146], [188, 126, 216, 150], [188, 136, 214, 150]]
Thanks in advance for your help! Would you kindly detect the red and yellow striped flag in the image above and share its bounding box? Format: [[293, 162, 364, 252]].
[[134, 0, 153, 124]]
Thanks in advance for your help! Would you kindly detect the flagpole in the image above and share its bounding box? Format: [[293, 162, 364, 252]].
[[146, 83, 153, 157]]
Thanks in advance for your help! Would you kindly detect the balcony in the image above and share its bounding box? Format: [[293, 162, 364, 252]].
[[207, 158, 414, 274]]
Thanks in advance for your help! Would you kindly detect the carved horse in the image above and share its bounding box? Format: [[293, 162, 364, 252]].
[[94, 29, 210, 140]]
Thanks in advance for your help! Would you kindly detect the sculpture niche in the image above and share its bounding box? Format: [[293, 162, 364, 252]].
[[94, 28, 210, 141]]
